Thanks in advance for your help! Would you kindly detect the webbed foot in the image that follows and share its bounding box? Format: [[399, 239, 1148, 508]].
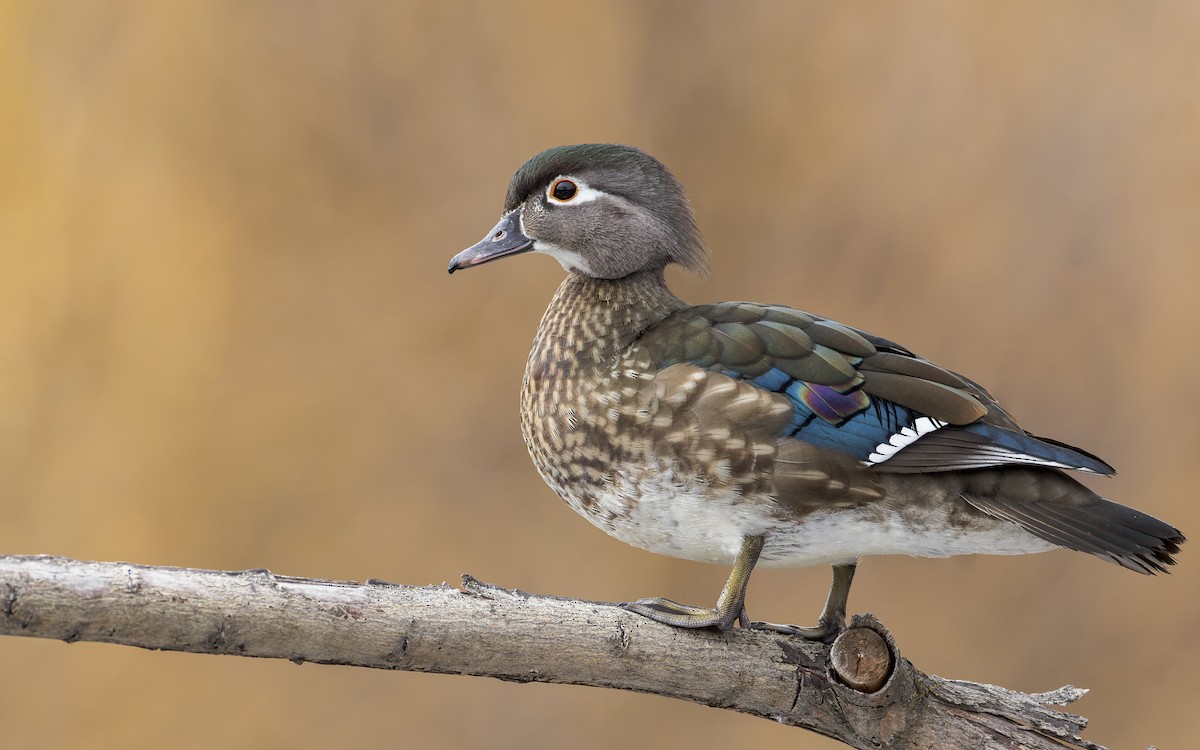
[[750, 617, 844, 643], [752, 562, 857, 642], [621, 536, 762, 631], [621, 597, 747, 630]]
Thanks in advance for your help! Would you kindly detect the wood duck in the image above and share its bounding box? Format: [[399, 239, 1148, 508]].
[[448, 144, 1184, 640]]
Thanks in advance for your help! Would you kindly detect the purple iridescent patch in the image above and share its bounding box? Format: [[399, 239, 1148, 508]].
[[796, 383, 870, 424]]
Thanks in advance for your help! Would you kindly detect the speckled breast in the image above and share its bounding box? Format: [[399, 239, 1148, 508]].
[[518, 313, 798, 563]]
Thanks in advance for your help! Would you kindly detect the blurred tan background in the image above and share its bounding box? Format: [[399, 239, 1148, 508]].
[[2, 2, 1198, 748]]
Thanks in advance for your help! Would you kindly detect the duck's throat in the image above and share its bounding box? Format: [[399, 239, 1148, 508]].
[[524, 269, 687, 382]]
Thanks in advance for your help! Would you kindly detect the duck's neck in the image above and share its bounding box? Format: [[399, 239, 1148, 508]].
[[526, 268, 687, 379]]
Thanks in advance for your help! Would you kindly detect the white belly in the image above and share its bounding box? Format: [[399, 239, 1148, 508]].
[[569, 470, 1056, 568]]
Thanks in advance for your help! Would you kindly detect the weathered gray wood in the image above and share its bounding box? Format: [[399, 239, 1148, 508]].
[[0, 555, 1103, 749]]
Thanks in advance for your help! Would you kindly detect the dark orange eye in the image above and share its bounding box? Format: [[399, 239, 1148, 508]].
[[550, 179, 578, 202]]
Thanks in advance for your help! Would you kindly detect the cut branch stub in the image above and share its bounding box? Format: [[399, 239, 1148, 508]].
[[831, 625, 892, 692]]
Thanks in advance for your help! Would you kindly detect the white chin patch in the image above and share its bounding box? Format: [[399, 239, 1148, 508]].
[[533, 240, 596, 275]]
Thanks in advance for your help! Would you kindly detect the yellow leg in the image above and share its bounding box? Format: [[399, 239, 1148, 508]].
[[752, 561, 857, 642], [622, 535, 764, 631]]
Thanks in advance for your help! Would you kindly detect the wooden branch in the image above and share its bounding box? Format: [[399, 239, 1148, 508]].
[[0, 555, 1104, 749]]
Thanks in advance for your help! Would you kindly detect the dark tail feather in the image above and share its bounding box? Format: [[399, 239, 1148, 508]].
[[962, 471, 1185, 575]]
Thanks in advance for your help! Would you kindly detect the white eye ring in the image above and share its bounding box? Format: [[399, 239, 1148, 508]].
[[545, 176, 605, 205]]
